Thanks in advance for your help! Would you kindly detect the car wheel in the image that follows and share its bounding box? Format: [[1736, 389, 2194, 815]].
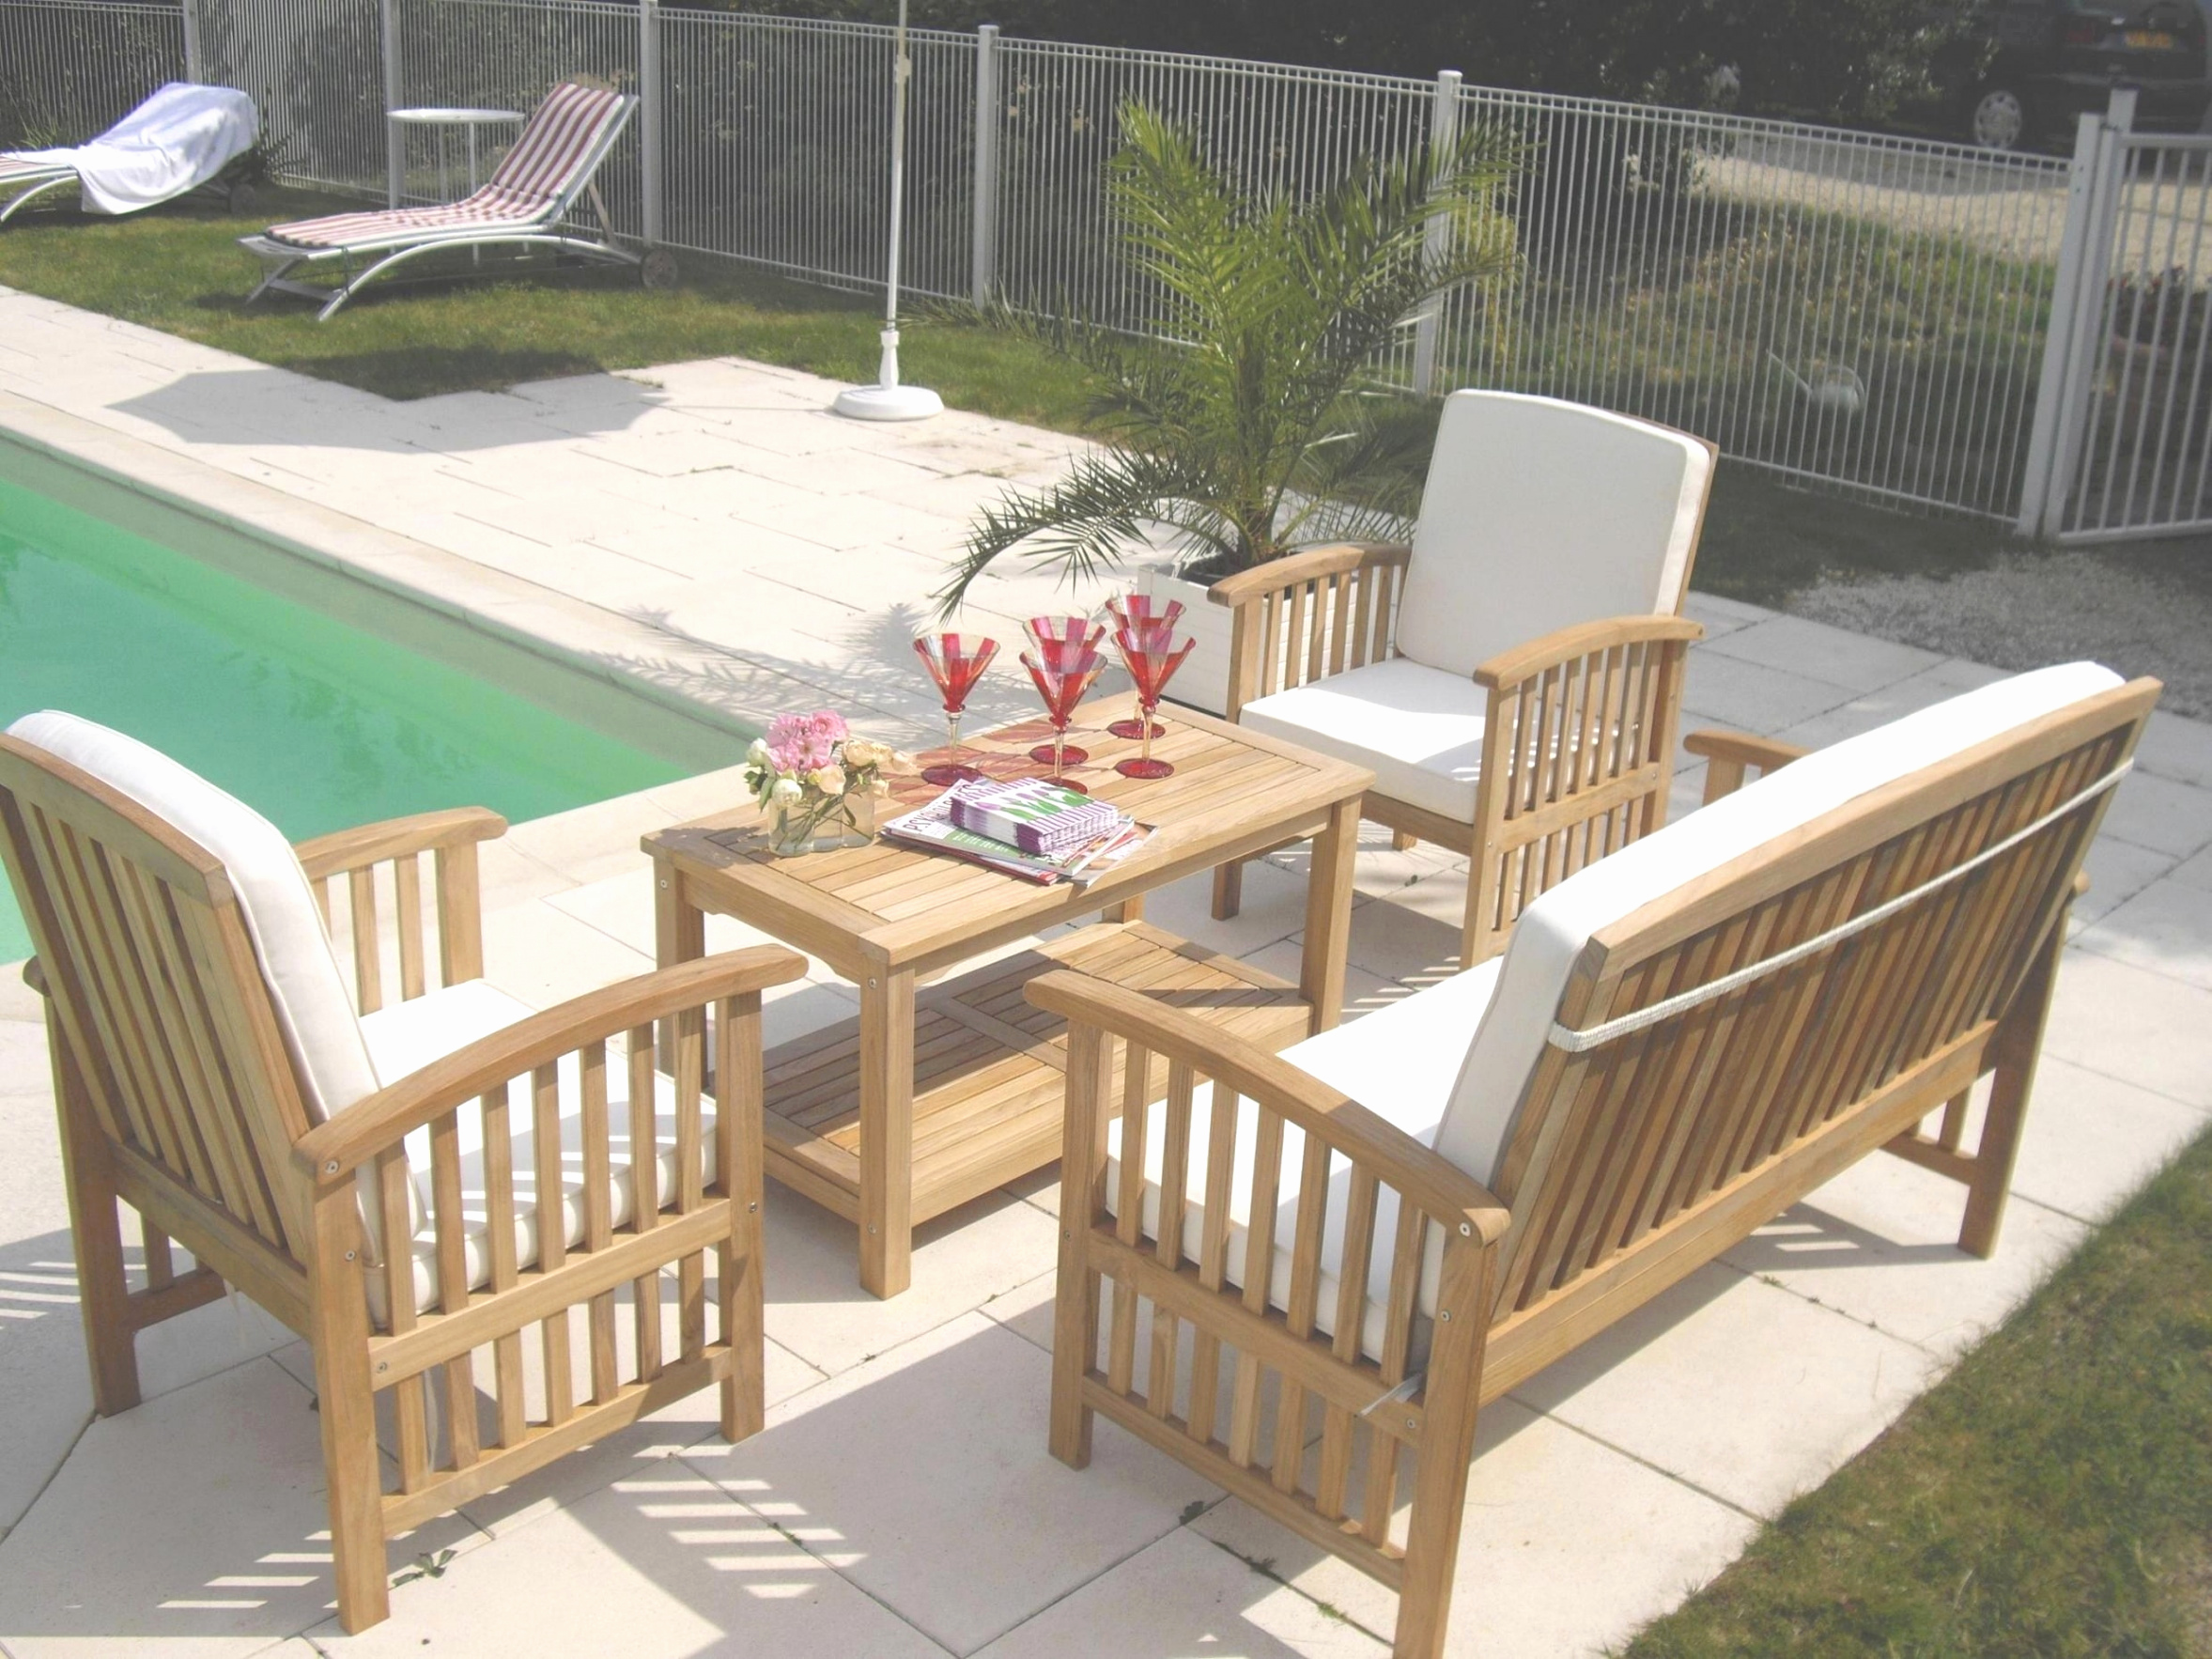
[[1972, 86, 2031, 150]]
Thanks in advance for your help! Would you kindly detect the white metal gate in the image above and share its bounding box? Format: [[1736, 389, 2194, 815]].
[[2019, 91, 2212, 541]]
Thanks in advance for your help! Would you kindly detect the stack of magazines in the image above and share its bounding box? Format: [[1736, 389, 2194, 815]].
[[881, 777, 1152, 886]]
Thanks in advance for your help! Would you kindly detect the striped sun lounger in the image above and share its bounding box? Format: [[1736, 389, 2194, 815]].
[[240, 80, 647, 320]]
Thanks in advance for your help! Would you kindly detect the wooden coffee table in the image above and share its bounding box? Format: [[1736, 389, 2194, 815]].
[[642, 696, 1372, 1297]]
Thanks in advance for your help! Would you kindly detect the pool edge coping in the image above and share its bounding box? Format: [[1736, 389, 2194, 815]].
[[0, 384, 858, 750]]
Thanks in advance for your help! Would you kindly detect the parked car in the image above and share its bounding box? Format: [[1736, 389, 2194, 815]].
[[1960, 0, 2209, 148]]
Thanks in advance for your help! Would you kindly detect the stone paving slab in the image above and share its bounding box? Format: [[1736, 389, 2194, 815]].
[[1, 289, 2210, 1656]]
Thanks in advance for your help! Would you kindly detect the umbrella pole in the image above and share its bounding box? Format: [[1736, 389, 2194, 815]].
[[833, 0, 943, 421]]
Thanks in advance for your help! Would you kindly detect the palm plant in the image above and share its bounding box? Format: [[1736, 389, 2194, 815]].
[[936, 100, 1519, 613]]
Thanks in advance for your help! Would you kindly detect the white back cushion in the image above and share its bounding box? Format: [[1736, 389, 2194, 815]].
[[1394, 391, 1712, 678], [1431, 662, 2127, 1184], [8, 712, 379, 1125]]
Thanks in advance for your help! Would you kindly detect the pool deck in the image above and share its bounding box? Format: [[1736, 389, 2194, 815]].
[[4, 284, 2212, 1658]]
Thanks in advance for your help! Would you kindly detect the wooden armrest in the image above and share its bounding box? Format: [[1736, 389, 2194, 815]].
[[1682, 730, 1812, 776], [1026, 969, 1509, 1243], [294, 806, 506, 881], [1206, 542, 1411, 608], [1683, 729, 1812, 805], [295, 945, 808, 1182], [1473, 613, 1703, 691]]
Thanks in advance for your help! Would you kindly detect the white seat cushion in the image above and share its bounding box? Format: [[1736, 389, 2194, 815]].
[[8, 712, 379, 1124], [6, 712, 420, 1250], [1394, 391, 1713, 679], [1432, 660, 2128, 1181], [1105, 957, 1505, 1362], [361, 979, 719, 1322], [1240, 659, 1488, 823]]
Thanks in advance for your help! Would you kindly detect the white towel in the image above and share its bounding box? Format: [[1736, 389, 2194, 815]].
[[7, 83, 258, 215]]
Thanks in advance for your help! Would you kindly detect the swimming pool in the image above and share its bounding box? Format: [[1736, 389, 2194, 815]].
[[0, 445, 734, 962]]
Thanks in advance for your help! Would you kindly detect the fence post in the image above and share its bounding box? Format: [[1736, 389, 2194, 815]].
[[971, 23, 999, 306], [380, 0, 403, 208], [641, 0, 663, 246], [1411, 68, 1462, 396], [2019, 88, 2134, 537], [180, 0, 202, 84]]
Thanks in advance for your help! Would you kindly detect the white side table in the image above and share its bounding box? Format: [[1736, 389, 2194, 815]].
[[386, 106, 524, 209]]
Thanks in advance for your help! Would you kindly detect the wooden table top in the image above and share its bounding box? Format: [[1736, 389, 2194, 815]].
[[643, 695, 1372, 980]]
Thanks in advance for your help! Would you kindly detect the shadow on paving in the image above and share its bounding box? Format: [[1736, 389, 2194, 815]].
[[0, 1159, 2016, 1657], [109, 365, 663, 451]]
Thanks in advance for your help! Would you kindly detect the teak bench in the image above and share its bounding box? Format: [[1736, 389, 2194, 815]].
[[1029, 665, 2158, 1658]]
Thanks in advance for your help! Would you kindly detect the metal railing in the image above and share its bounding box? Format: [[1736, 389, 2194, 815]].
[[2018, 93, 2212, 541], [0, 0, 184, 149], [0, 0, 2127, 536]]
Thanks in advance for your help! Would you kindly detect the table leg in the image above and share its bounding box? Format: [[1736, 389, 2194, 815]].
[[1300, 798, 1359, 1033], [858, 967, 918, 1298], [1102, 894, 1144, 923], [654, 861, 705, 1065]]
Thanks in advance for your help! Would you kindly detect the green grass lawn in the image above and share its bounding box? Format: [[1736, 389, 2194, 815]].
[[0, 185, 2018, 606], [1625, 1120, 2212, 1657]]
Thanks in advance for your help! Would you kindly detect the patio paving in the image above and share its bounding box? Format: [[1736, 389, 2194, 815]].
[[2, 286, 2211, 1656]]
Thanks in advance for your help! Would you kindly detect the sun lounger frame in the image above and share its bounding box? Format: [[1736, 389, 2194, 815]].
[[239, 92, 640, 320]]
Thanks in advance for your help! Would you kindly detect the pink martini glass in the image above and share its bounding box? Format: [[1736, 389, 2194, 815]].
[[1021, 646, 1106, 792], [1022, 615, 1106, 766], [1024, 613, 1105, 670], [912, 632, 999, 787], [1106, 594, 1183, 739], [1112, 628, 1196, 779]]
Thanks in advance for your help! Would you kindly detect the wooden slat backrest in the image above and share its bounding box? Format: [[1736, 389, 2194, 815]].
[[1488, 680, 2157, 1320], [0, 736, 315, 1263]]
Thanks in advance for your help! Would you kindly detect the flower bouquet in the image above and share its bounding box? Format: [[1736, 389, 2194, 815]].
[[742, 711, 907, 857]]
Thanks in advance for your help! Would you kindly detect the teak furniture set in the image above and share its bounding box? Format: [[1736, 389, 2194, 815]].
[[1, 395, 2159, 1656]]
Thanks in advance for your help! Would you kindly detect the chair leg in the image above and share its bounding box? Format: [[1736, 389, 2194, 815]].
[[47, 1012, 140, 1416], [1458, 885, 1498, 973], [1960, 923, 2061, 1258], [1211, 858, 1245, 923], [307, 1192, 391, 1633], [1391, 829, 1417, 852], [1392, 1241, 1493, 1659], [1048, 1259, 1099, 1469]]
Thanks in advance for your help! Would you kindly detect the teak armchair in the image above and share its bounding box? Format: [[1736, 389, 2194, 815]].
[[0, 714, 805, 1632], [1032, 663, 2158, 1659], [1210, 390, 1718, 967]]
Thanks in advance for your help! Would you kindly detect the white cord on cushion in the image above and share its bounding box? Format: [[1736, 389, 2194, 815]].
[[1547, 761, 2129, 1055]]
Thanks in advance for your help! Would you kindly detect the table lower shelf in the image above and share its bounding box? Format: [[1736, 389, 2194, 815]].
[[761, 920, 1312, 1227]]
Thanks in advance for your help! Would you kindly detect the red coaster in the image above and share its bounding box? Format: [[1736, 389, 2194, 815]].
[[1115, 758, 1174, 780]]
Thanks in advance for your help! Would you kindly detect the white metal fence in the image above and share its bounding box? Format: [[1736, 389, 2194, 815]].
[[0, 0, 185, 149], [2016, 92, 2212, 541], [0, 0, 2174, 541]]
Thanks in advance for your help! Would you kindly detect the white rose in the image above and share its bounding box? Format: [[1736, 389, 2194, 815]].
[[843, 738, 882, 768], [812, 765, 848, 796], [769, 777, 803, 804], [746, 737, 770, 764]]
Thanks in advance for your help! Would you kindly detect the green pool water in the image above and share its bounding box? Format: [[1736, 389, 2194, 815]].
[[0, 469, 703, 963]]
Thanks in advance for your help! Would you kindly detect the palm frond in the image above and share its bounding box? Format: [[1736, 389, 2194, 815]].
[[944, 100, 1524, 597]]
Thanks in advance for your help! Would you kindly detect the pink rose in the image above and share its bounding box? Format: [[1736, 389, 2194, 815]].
[[765, 710, 851, 777]]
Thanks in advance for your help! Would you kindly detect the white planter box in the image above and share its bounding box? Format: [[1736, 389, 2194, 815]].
[[1138, 566, 1233, 716]]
